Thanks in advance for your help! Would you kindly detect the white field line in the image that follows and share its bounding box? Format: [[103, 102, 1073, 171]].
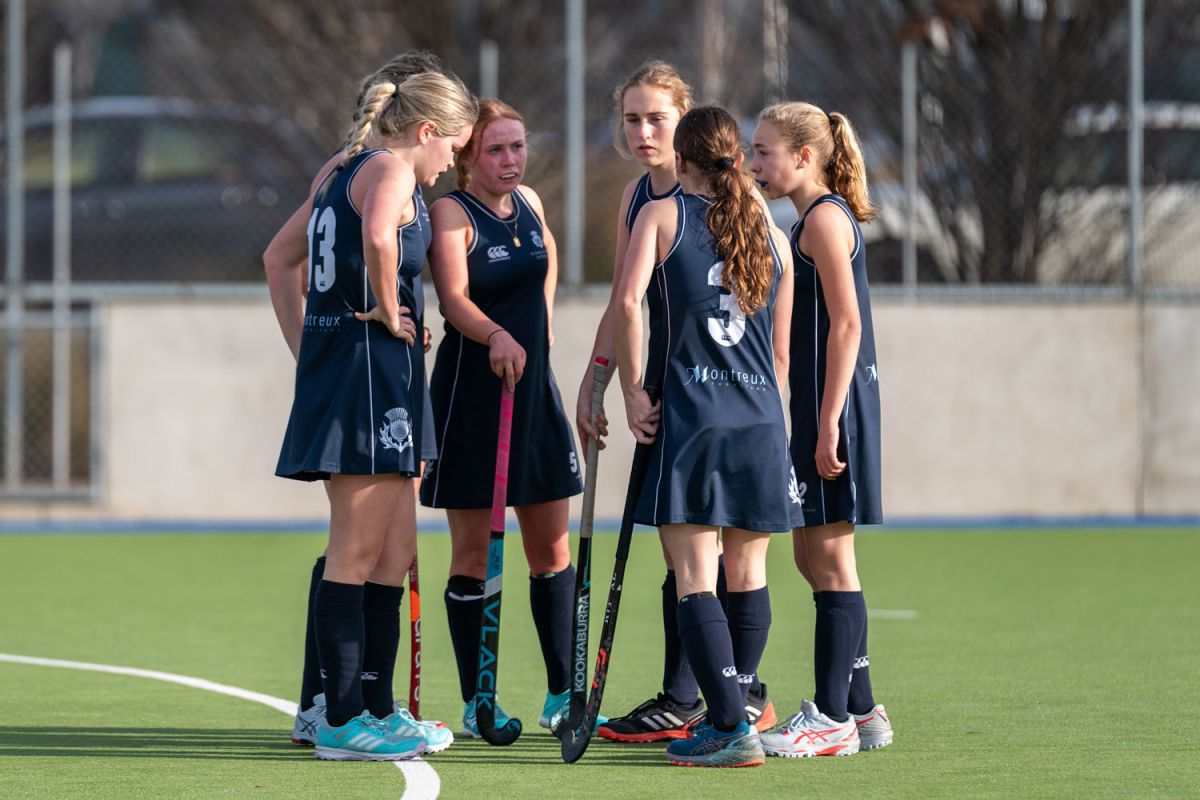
[[0, 653, 440, 800], [868, 609, 919, 620]]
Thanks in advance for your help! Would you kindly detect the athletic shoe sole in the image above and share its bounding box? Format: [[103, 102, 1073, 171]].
[[667, 757, 764, 768], [859, 736, 892, 750], [763, 742, 859, 758], [314, 745, 425, 761], [290, 737, 315, 747], [597, 727, 692, 743]]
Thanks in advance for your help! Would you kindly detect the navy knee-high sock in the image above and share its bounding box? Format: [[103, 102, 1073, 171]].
[[813, 591, 862, 722], [726, 587, 772, 703], [445, 575, 484, 703], [314, 579, 365, 727], [677, 593, 743, 731], [529, 566, 574, 695], [361, 581, 405, 718], [299, 556, 326, 710], [846, 593, 875, 715], [662, 570, 700, 705]]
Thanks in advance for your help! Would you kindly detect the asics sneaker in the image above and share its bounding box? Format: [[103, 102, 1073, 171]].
[[291, 693, 326, 746], [460, 696, 513, 739], [314, 711, 426, 761], [760, 699, 861, 758], [382, 707, 454, 754], [597, 693, 706, 743], [539, 690, 608, 732], [853, 704, 893, 750], [745, 683, 778, 732], [665, 720, 765, 768]]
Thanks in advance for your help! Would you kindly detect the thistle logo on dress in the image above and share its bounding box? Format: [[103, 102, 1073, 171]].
[[530, 230, 544, 249], [379, 407, 413, 452], [865, 363, 878, 384], [789, 468, 806, 507], [487, 245, 510, 261]]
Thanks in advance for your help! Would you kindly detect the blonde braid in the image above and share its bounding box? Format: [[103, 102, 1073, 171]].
[[343, 81, 398, 163]]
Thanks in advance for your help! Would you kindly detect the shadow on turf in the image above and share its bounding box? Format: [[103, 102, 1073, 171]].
[[0, 727, 305, 761], [438, 736, 674, 768]]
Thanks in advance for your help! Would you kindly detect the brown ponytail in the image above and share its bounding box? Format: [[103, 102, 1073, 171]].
[[759, 102, 876, 222], [674, 106, 773, 315]]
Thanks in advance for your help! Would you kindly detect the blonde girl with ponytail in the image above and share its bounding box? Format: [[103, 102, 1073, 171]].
[[611, 105, 800, 767], [264, 55, 476, 761], [750, 102, 892, 758]]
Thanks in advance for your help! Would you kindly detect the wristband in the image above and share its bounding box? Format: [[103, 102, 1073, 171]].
[[487, 328, 505, 344]]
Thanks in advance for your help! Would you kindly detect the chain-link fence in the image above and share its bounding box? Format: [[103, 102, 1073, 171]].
[[2, 0, 1199, 496]]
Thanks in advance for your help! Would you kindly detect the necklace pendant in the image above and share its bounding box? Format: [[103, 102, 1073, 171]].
[[512, 235, 521, 248]]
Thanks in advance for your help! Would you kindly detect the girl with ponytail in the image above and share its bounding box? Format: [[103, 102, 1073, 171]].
[[750, 102, 892, 758], [585, 62, 777, 746], [611, 105, 801, 768], [264, 54, 476, 761]]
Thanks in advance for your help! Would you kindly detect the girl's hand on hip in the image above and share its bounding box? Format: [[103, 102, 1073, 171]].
[[355, 305, 416, 344]]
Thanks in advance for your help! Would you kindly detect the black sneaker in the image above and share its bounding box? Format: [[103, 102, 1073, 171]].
[[596, 693, 706, 742], [746, 682, 777, 732]]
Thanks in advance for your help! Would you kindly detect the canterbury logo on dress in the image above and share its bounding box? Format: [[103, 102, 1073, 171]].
[[487, 245, 510, 261]]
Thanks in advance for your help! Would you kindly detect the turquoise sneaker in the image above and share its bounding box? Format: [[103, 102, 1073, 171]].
[[461, 697, 513, 739], [540, 689, 607, 732], [314, 710, 426, 761], [382, 707, 454, 754], [666, 720, 764, 768]]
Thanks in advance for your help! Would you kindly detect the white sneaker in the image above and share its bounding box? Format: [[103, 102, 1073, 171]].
[[291, 693, 326, 746], [760, 699, 860, 758], [853, 704, 893, 750]]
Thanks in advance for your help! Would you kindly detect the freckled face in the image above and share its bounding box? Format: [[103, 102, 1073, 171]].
[[466, 119, 527, 196]]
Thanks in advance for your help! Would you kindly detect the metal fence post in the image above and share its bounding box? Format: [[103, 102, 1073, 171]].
[[5, 0, 26, 489], [901, 40, 918, 296], [1129, 0, 1147, 516], [564, 0, 585, 287], [52, 42, 72, 488], [479, 39, 498, 100]]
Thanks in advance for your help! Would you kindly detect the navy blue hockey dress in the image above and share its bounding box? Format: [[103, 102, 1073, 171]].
[[631, 194, 803, 533], [420, 189, 583, 509], [276, 149, 432, 480], [789, 193, 883, 526]]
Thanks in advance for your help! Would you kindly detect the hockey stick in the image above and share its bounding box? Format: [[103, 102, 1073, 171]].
[[474, 383, 523, 745], [407, 553, 422, 719], [561, 389, 658, 763], [553, 356, 610, 740]]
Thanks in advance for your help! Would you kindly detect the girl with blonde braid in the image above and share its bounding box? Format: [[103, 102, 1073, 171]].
[[265, 58, 475, 761]]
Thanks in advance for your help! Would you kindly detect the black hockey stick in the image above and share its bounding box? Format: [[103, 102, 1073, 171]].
[[475, 383, 523, 745], [561, 388, 658, 763], [553, 356, 611, 740]]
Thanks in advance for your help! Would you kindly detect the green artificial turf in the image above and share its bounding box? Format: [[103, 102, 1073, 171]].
[[1, 528, 1198, 799]]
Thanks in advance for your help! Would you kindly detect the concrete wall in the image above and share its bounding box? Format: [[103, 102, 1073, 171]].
[[3, 295, 1196, 522]]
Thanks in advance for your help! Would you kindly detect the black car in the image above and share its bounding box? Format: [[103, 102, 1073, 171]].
[[1, 96, 327, 283]]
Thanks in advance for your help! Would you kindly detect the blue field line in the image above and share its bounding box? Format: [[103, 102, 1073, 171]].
[[0, 514, 1198, 535]]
